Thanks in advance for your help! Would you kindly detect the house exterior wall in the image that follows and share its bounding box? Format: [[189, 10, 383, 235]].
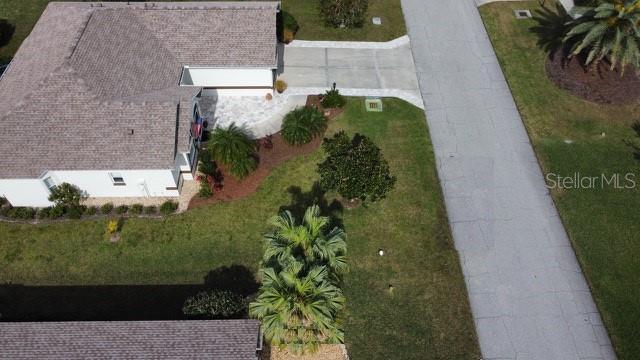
[[0, 179, 52, 207], [0, 169, 179, 207], [182, 68, 274, 97]]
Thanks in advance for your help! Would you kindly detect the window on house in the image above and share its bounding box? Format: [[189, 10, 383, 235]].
[[109, 173, 126, 186], [43, 176, 56, 190]]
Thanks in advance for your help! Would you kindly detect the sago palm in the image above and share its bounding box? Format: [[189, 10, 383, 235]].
[[263, 205, 347, 277], [249, 263, 345, 354], [209, 123, 257, 179], [564, 0, 640, 73]]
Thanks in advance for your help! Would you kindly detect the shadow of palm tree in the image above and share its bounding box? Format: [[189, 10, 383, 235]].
[[278, 182, 344, 230], [529, 2, 574, 61]]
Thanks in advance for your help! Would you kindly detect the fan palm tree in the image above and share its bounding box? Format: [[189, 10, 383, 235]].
[[249, 263, 345, 354], [564, 0, 640, 73], [263, 205, 347, 277]]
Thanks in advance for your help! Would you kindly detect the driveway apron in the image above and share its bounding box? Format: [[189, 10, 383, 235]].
[[400, 0, 615, 359]]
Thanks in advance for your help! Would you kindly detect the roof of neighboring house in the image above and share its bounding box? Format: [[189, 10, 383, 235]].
[[0, 320, 261, 359], [0, 2, 278, 179]]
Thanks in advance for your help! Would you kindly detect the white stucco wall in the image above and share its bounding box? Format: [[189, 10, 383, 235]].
[[182, 67, 274, 97], [0, 169, 179, 207], [0, 179, 52, 207], [50, 170, 179, 198]]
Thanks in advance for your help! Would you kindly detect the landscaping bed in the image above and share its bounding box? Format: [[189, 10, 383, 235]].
[[188, 132, 321, 209], [546, 52, 640, 104], [0, 98, 479, 359], [480, 2, 640, 358]]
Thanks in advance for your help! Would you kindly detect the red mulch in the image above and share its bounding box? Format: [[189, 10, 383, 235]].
[[546, 53, 640, 104], [187, 96, 343, 210]]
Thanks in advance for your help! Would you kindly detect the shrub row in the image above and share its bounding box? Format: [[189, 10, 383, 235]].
[[0, 200, 178, 221]]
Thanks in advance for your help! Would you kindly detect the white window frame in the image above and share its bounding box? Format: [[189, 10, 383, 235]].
[[109, 172, 126, 186], [43, 176, 57, 191]]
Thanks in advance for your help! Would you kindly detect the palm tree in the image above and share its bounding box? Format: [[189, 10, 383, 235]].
[[263, 205, 347, 277], [209, 123, 257, 179], [250, 205, 347, 354], [249, 263, 345, 354], [564, 0, 640, 73]]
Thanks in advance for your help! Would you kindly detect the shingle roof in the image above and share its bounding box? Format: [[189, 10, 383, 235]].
[[0, 320, 261, 359], [0, 2, 278, 179]]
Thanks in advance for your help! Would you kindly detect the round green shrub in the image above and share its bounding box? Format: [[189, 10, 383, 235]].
[[86, 206, 98, 216], [130, 204, 144, 215], [101, 203, 114, 214], [318, 131, 396, 202], [143, 205, 157, 215], [47, 182, 85, 209], [49, 205, 65, 219], [115, 205, 128, 215], [0, 206, 11, 217], [321, 88, 346, 108], [37, 207, 52, 219], [66, 205, 84, 219], [9, 207, 35, 220], [182, 289, 246, 319], [281, 106, 327, 145], [160, 200, 178, 215]]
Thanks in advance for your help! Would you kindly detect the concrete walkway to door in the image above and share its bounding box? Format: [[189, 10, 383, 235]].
[[401, 0, 615, 359]]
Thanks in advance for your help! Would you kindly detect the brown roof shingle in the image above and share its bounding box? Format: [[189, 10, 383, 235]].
[[0, 320, 261, 359], [0, 2, 278, 179]]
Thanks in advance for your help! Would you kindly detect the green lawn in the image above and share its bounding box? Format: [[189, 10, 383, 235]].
[[0, 0, 50, 63], [283, 0, 406, 42], [0, 0, 406, 65], [0, 98, 480, 359], [479, 2, 640, 359]]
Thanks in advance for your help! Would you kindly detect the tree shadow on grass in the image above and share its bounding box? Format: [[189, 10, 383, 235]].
[[0, 264, 258, 321], [278, 182, 344, 230], [0, 19, 15, 48]]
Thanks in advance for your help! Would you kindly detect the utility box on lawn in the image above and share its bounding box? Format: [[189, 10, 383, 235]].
[[365, 98, 383, 112]]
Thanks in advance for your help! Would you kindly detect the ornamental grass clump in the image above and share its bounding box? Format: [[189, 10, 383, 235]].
[[281, 106, 328, 145]]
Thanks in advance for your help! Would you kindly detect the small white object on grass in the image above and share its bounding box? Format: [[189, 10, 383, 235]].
[[564, 139, 573, 144], [378, 248, 384, 256], [372, 16, 382, 25]]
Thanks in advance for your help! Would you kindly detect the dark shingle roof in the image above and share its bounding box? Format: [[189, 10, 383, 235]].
[[0, 2, 278, 179], [0, 320, 261, 359]]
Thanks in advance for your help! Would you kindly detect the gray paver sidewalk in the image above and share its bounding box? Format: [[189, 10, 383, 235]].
[[400, 0, 615, 359]]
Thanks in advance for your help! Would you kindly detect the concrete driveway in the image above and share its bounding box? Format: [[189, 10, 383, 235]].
[[279, 38, 423, 108], [401, 0, 615, 359]]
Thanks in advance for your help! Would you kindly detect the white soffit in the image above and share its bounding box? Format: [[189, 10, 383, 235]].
[[181, 67, 273, 87]]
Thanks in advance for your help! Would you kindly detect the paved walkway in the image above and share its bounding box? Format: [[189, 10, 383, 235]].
[[279, 37, 423, 109], [401, 1, 615, 359]]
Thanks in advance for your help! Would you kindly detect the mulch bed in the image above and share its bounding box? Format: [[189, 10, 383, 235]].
[[545, 52, 640, 104], [187, 96, 343, 210]]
